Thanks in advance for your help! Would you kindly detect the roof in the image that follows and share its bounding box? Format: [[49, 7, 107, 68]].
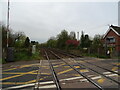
[[110, 25, 120, 35], [103, 25, 120, 39]]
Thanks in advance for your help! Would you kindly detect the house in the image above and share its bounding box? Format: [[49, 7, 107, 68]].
[[103, 25, 120, 56]]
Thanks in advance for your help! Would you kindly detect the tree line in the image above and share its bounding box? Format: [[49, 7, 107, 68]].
[[1, 23, 39, 63], [40, 29, 105, 57], [2, 25, 30, 48], [40, 30, 79, 49]]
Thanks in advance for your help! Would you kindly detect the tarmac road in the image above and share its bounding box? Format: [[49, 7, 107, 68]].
[[1, 58, 119, 89]]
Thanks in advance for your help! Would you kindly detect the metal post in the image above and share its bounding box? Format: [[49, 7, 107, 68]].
[[7, 0, 10, 47], [77, 32, 79, 41]]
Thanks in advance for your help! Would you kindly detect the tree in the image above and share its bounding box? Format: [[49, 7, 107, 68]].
[[80, 31, 91, 48], [47, 37, 57, 48], [92, 34, 103, 48], [66, 40, 79, 47], [14, 31, 26, 48], [80, 31, 85, 48], [91, 34, 103, 55], [84, 34, 91, 48], [24, 37, 30, 48], [2, 25, 7, 48], [1, 25, 15, 47], [57, 30, 70, 49]]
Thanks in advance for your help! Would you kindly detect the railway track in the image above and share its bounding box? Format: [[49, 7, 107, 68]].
[[49, 50, 119, 85], [34, 48, 119, 89], [51, 49, 119, 74], [49, 50, 104, 90], [50, 49, 119, 83], [45, 51, 61, 90]]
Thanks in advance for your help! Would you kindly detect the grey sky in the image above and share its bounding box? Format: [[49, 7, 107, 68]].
[[1, 0, 119, 43]]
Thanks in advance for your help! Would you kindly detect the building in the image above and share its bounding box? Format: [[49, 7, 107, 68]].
[[103, 25, 120, 56]]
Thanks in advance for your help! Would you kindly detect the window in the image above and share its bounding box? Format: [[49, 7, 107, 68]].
[[106, 37, 115, 43]]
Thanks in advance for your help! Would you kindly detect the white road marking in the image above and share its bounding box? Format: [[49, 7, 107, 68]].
[[35, 85, 56, 89], [106, 74, 118, 77], [5, 76, 89, 89], [39, 81, 54, 84], [103, 70, 118, 74], [5, 71, 118, 89], [60, 76, 83, 81], [114, 71, 118, 72], [6, 83, 35, 89], [80, 79, 87, 82], [91, 76, 102, 80], [103, 72, 111, 74]]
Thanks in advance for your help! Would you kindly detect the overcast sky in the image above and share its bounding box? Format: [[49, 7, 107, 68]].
[[1, 0, 119, 43]]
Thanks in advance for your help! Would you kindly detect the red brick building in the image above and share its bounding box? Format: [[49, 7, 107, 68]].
[[103, 25, 120, 56]]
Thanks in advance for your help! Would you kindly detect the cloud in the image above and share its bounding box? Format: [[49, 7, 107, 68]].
[[2, 2, 118, 43]]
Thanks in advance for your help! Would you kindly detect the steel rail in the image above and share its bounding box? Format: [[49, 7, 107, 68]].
[[34, 60, 42, 89], [52, 49, 120, 85], [69, 53, 120, 75], [44, 51, 62, 90], [49, 50, 104, 90], [98, 61, 120, 68], [52, 49, 76, 58], [81, 58, 120, 68], [54, 49, 120, 76], [52, 49, 119, 68], [74, 58, 120, 76], [74, 60, 120, 85]]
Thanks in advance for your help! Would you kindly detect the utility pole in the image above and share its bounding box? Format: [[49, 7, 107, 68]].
[[6, 0, 14, 62], [7, 0, 10, 47], [77, 32, 79, 41], [118, 1, 120, 57]]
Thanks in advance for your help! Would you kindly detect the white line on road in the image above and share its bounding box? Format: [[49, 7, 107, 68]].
[[4, 71, 118, 89], [35, 85, 56, 89]]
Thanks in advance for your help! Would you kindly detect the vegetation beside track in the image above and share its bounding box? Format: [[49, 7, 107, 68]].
[[2, 24, 119, 64], [66, 49, 120, 59], [14, 49, 41, 61], [40, 30, 119, 59], [2, 49, 44, 64], [1, 24, 43, 64], [0, 59, 3, 64], [65, 49, 108, 59]]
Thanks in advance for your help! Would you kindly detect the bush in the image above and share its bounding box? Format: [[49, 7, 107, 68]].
[[14, 49, 43, 61], [14, 51, 30, 61], [31, 52, 41, 60], [1, 59, 6, 64]]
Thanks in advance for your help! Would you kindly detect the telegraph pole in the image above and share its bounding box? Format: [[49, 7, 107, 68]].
[[6, 0, 14, 62], [7, 0, 10, 47]]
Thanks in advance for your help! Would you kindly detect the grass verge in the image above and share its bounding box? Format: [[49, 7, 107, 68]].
[[14, 50, 43, 61]]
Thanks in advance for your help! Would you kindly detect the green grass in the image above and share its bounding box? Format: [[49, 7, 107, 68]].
[[14, 51, 30, 61], [1, 59, 6, 64], [31, 51, 44, 60], [2, 48, 44, 64], [0, 59, 2, 64], [14, 49, 43, 61]]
